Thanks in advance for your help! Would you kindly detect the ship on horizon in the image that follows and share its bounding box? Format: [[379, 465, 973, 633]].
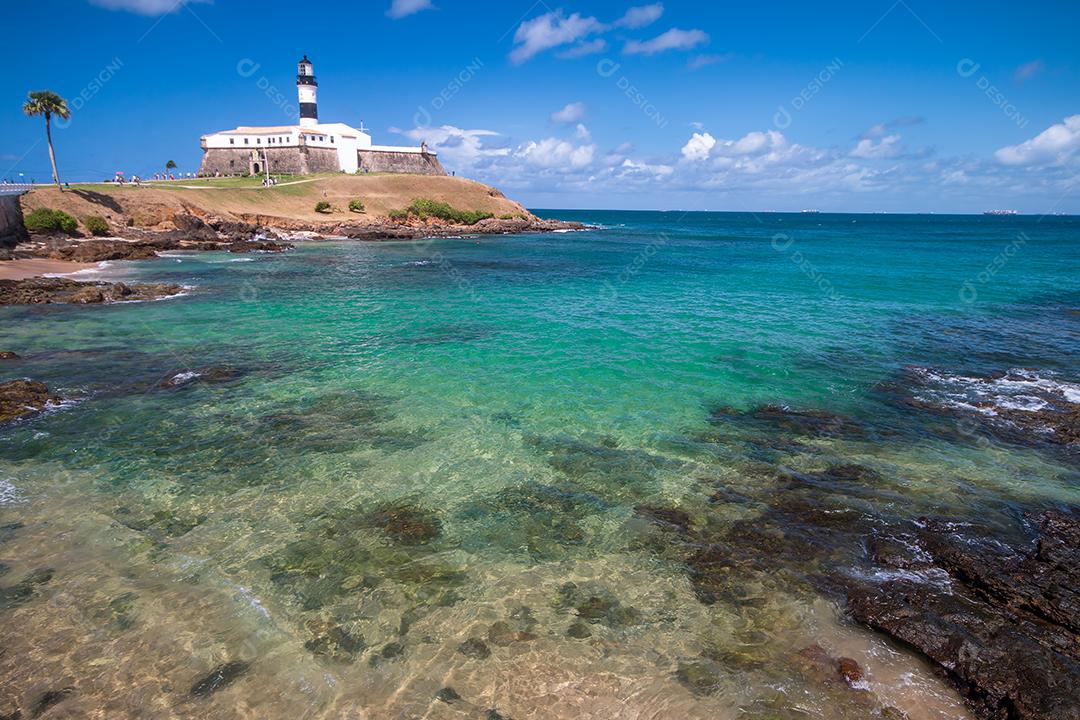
[[983, 209, 1019, 215]]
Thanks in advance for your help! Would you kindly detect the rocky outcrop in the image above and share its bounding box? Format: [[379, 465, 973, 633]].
[[0, 277, 184, 305], [847, 510, 1080, 720], [334, 216, 584, 241], [0, 195, 28, 249], [46, 238, 178, 263], [0, 379, 62, 424]]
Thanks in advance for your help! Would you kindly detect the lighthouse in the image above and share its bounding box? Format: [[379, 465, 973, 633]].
[[297, 55, 318, 128]]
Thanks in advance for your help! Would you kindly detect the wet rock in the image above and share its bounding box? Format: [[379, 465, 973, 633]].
[[0, 380, 62, 424], [709, 404, 868, 440], [48, 239, 174, 262], [457, 637, 491, 660], [114, 506, 206, 541], [847, 509, 1080, 720], [0, 277, 184, 305], [379, 641, 404, 659], [837, 657, 864, 687], [566, 622, 592, 639], [368, 503, 441, 546], [634, 505, 693, 534], [435, 687, 461, 704], [227, 239, 292, 253], [487, 620, 537, 647], [557, 582, 640, 628], [30, 687, 73, 717], [69, 286, 105, 304], [0, 352, 18, 360], [189, 660, 251, 698], [457, 481, 600, 560], [676, 659, 725, 696], [107, 592, 138, 630], [304, 617, 366, 662]]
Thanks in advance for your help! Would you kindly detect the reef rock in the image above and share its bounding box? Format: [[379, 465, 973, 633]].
[[847, 510, 1080, 720], [0, 379, 61, 424]]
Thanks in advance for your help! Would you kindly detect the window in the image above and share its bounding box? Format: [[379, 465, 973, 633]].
[[244, 138, 249, 144], [330, 136, 335, 143], [256, 138, 261, 144], [229, 138, 234, 145]]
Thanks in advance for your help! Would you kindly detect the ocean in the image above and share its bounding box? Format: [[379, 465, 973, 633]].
[[1, 211, 1078, 718]]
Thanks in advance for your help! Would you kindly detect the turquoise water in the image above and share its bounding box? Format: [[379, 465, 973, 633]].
[[1, 212, 1078, 719]]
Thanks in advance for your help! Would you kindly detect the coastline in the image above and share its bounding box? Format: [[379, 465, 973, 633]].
[[0, 258, 95, 281]]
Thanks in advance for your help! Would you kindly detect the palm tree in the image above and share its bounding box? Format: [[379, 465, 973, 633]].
[[22, 91, 70, 191], [165, 159, 177, 178]]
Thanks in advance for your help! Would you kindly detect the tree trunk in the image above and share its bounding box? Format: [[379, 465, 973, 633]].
[[44, 112, 61, 191]]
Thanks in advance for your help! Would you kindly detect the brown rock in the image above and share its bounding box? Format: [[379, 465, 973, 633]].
[[0, 352, 18, 360], [69, 286, 105, 304], [847, 510, 1080, 720], [837, 657, 864, 687], [0, 379, 61, 424]]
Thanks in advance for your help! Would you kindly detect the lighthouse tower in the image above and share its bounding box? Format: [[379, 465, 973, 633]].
[[297, 55, 318, 128]]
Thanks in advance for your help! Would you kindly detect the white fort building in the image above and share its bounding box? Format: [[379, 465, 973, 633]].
[[199, 56, 444, 177]]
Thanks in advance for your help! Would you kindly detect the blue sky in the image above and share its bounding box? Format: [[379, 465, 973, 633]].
[[3, 0, 1079, 212]]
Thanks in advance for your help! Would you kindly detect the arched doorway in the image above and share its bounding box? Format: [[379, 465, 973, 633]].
[[252, 162, 261, 174]]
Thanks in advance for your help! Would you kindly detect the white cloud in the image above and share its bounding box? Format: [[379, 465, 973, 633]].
[[851, 134, 902, 159], [624, 28, 708, 56], [87, 0, 209, 15], [517, 138, 596, 168], [681, 132, 716, 161], [557, 38, 608, 58], [575, 124, 592, 141], [510, 11, 605, 64], [713, 130, 788, 157], [391, 125, 509, 168], [994, 115, 1080, 166], [687, 54, 730, 70], [387, 0, 432, 18], [550, 102, 586, 124], [1013, 59, 1045, 83], [613, 3, 664, 29]]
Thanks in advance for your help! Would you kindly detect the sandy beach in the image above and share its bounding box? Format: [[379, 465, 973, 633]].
[[0, 258, 94, 281]]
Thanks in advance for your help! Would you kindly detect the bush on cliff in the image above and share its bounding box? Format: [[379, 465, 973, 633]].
[[24, 208, 78, 235], [348, 199, 365, 213], [392, 198, 494, 225], [84, 215, 110, 236], [314, 201, 331, 213]]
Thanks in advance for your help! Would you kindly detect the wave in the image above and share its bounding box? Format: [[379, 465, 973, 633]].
[[908, 366, 1080, 418], [0, 478, 24, 506]]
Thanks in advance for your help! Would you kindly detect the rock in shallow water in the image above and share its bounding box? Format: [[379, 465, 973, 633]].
[[0, 380, 62, 424], [189, 660, 251, 698], [0, 277, 184, 305], [846, 509, 1080, 720], [457, 637, 491, 660]]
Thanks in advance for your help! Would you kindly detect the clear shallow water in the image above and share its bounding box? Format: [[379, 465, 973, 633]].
[[1, 211, 1079, 719]]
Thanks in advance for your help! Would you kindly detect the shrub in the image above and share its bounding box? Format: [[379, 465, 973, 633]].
[[314, 201, 331, 213], [84, 215, 110, 236], [24, 207, 79, 234], [348, 199, 365, 213], [392, 198, 494, 225], [388, 209, 408, 221]]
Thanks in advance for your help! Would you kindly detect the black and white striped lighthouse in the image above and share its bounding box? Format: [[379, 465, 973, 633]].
[[297, 55, 318, 128]]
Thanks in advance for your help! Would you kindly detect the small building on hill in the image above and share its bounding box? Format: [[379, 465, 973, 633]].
[[199, 56, 444, 177]]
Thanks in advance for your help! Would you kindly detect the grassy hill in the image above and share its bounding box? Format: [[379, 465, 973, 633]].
[[20, 174, 532, 231]]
